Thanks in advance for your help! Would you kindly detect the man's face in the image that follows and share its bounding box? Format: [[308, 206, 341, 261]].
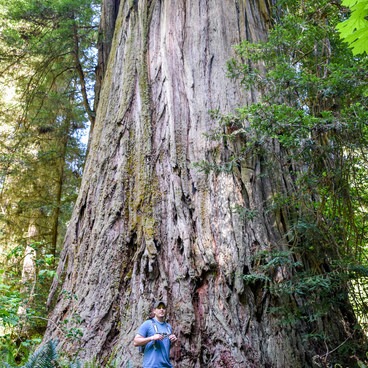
[[154, 303, 166, 317]]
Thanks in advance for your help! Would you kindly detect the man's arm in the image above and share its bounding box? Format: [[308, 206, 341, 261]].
[[133, 333, 163, 346]]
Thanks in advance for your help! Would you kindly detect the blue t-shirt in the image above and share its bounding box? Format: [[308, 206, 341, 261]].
[[137, 319, 173, 368]]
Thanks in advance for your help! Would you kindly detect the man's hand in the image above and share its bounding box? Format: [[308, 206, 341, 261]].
[[151, 333, 164, 341], [169, 334, 177, 343]]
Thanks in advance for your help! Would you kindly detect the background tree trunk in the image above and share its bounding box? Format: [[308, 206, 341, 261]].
[[18, 222, 38, 322], [44, 1, 358, 367]]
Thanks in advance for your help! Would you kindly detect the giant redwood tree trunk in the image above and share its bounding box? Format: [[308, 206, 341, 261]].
[[44, 1, 359, 367]]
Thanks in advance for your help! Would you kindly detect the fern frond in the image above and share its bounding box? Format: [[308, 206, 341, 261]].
[[21, 340, 58, 368]]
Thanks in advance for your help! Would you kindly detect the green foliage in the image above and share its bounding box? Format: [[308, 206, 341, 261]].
[[1, 336, 42, 367], [0, 0, 98, 360], [336, 0, 368, 55], [1, 339, 120, 368], [244, 248, 368, 317], [60, 313, 83, 341], [225, 0, 368, 241], [18, 340, 57, 368], [4, 340, 65, 368], [0, 276, 20, 328]]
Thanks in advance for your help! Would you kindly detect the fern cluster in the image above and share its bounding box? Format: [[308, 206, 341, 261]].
[[5, 340, 57, 368], [2, 339, 120, 368], [3, 340, 85, 368]]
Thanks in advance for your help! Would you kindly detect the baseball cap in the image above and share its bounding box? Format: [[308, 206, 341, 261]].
[[153, 300, 166, 309]]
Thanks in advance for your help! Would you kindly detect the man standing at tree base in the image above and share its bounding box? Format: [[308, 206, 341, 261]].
[[134, 301, 177, 367]]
